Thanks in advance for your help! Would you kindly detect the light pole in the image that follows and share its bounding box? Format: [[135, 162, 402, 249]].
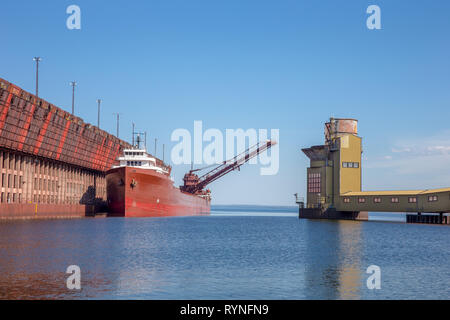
[[70, 81, 77, 115], [33, 57, 42, 97], [97, 99, 101, 128]]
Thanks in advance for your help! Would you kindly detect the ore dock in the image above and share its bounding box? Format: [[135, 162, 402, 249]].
[[0, 78, 132, 219]]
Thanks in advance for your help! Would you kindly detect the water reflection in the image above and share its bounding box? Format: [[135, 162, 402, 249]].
[[304, 220, 363, 299], [0, 270, 113, 300], [0, 220, 115, 299], [1, 214, 448, 299], [111, 219, 172, 298], [0, 217, 365, 300]]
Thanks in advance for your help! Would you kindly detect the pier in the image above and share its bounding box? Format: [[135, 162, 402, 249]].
[[406, 213, 449, 225]]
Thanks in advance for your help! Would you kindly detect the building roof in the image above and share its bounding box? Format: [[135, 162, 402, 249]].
[[420, 187, 450, 194], [302, 145, 327, 161], [341, 187, 450, 197]]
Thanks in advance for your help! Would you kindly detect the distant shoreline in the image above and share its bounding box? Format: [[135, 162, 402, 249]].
[[211, 204, 298, 213], [210, 205, 416, 223]]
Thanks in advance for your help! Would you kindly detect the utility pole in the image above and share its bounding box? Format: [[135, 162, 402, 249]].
[[163, 144, 165, 162], [70, 81, 77, 115], [97, 99, 101, 128], [33, 57, 42, 97], [154, 138, 157, 156]]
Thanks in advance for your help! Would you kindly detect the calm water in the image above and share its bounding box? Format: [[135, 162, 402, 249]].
[[0, 206, 449, 300]]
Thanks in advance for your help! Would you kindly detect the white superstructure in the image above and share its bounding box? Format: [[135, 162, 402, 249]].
[[113, 148, 169, 175]]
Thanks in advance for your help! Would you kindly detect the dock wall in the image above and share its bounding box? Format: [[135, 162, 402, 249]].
[[299, 208, 368, 221], [0, 203, 94, 219]]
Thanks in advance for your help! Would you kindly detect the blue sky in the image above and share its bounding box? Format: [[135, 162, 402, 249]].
[[1, 0, 450, 205]]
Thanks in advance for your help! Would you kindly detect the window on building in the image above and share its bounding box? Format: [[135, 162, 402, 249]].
[[408, 197, 417, 203], [391, 197, 399, 203], [358, 197, 366, 203], [307, 172, 321, 193], [343, 197, 351, 203], [342, 162, 359, 168], [374, 197, 382, 203], [428, 195, 438, 202]]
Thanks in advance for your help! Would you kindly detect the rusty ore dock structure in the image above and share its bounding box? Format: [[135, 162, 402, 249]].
[[0, 78, 131, 219]]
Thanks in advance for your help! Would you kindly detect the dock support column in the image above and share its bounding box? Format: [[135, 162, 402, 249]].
[[0, 151, 3, 203]]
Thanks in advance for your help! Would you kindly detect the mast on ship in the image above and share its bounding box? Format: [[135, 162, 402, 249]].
[[132, 123, 147, 150], [116, 124, 170, 174]]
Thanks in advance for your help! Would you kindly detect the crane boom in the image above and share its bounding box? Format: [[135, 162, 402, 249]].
[[180, 140, 276, 194]]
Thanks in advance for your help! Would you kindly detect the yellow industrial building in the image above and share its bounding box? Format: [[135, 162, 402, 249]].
[[298, 118, 450, 224]]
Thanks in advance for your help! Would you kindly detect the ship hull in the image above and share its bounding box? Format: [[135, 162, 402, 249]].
[[106, 166, 210, 217]]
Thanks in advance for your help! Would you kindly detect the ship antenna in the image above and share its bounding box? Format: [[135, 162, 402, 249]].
[[144, 131, 147, 152], [136, 134, 141, 149]]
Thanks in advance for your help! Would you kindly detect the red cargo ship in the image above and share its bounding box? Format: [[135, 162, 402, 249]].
[[106, 147, 210, 217], [106, 138, 275, 218]]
